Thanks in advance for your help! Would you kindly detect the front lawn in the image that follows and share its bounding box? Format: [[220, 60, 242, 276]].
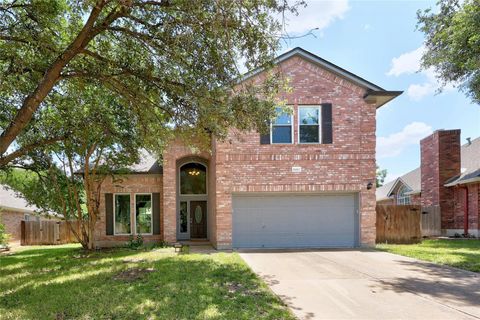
[[377, 239, 480, 272], [0, 244, 294, 320]]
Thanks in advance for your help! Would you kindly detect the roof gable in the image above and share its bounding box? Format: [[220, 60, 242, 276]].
[[376, 167, 421, 201], [240, 47, 402, 108]]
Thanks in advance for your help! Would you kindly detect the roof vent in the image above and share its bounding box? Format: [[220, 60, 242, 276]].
[[466, 137, 472, 145]]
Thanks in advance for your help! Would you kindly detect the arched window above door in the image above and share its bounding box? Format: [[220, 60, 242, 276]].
[[180, 162, 207, 195]]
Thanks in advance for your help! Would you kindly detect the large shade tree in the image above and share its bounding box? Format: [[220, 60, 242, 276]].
[[0, 0, 303, 249], [0, 0, 300, 167], [417, 0, 480, 103]]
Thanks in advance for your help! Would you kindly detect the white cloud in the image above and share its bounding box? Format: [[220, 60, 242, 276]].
[[387, 46, 455, 100], [387, 46, 424, 77], [377, 122, 433, 158], [280, 0, 350, 34]]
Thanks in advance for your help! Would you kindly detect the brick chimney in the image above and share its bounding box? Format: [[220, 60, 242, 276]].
[[420, 129, 461, 229]]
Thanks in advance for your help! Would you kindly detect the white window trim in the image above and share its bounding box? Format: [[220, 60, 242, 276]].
[[298, 105, 322, 144], [113, 193, 132, 235], [396, 186, 411, 205], [134, 193, 153, 236], [270, 111, 294, 145], [179, 162, 208, 196]]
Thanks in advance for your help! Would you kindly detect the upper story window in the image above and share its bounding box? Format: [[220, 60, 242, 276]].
[[299, 106, 321, 143], [271, 107, 293, 144], [396, 185, 411, 205]]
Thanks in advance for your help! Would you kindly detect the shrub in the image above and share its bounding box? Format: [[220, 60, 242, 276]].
[[126, 235, 144, 249], [0, 219, 10, 247]]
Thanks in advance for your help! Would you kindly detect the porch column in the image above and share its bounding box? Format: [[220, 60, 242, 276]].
[[162, 152, 177, 243]]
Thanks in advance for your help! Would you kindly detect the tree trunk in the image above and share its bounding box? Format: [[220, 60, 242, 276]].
[[0, 1, 106, 156], [87, 222, 96, 250]]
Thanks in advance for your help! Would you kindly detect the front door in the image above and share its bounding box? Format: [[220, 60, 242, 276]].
[[190, 201, 207, 239]]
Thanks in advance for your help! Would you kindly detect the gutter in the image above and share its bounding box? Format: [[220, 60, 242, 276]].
[[0, 205, 36, 214], [444, 176, 480, 187]]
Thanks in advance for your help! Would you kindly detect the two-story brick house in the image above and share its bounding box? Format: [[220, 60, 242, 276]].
[[94, 47, 402, 249]]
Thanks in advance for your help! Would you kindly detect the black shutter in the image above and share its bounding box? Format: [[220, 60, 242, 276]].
[[105, 193, 114, 235], [152, 193, 160, 235], [260, 132, 270, 145], [260, 119, 271, 145], [321, 103, 333, 144]]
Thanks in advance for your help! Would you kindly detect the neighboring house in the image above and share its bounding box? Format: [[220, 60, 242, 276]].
[[377, 168, 422, 206], [95, 47, 402, 249], [0, 185, 59, 241], [376, 130, 480, 237]]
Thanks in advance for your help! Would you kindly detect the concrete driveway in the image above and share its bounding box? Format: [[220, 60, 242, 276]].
[[240, 250, 480, 320]]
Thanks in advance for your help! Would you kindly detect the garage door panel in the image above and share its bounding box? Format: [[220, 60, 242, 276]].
[[233, 194, 357, 248]]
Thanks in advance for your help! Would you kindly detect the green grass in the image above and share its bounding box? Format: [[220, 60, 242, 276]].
[[0, 244, 294, 320], [377, 239, 480, 273]]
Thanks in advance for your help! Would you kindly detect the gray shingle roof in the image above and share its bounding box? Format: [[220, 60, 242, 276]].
[[0, 184, 37, 213], [126, 151, 162, 174], [376, 136, 480, 200], [445, 136, 480, 186], [376, 167, 420, 201]]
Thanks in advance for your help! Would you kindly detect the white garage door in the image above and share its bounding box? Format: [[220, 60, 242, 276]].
[[232, 193, 358, 248]]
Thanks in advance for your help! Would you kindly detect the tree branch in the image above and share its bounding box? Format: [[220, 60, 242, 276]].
[[0, 0, 107, 157], [0, 135, 66, 167]]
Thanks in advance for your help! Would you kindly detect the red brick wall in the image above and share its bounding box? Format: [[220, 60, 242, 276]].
[[420, 130, 461, 230], [95, 174, 163, 247], [411, 194, 422, 206], [214, 56, 378, 248], [161, 141, 211, 243], [452, 183, 480, 235], [0, 210, 25, 241]]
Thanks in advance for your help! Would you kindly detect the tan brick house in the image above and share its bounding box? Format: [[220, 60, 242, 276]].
[[376, 130, 480, 237], [95, 47, 402, 249]]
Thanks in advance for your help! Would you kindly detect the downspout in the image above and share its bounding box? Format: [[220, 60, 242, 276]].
[[462, 186, 469, 236]]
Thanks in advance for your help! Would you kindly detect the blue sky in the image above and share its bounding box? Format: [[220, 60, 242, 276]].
[[278, 0, 480, 182]]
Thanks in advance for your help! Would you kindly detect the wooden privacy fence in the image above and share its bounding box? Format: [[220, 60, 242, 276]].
[[420, 205, 441, 237], [21, 220, 79, 245], [376, 205, 421, 244]]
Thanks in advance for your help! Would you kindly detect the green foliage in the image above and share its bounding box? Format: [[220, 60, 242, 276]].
[[0, 216, 10, 247], [417, 0, 480, 103], [126, 235, 144, 249], [0, 0, 300, 164], [0, 245, 294, 319], [376, 165, 387, 187], [0, 168, 77, 216]]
